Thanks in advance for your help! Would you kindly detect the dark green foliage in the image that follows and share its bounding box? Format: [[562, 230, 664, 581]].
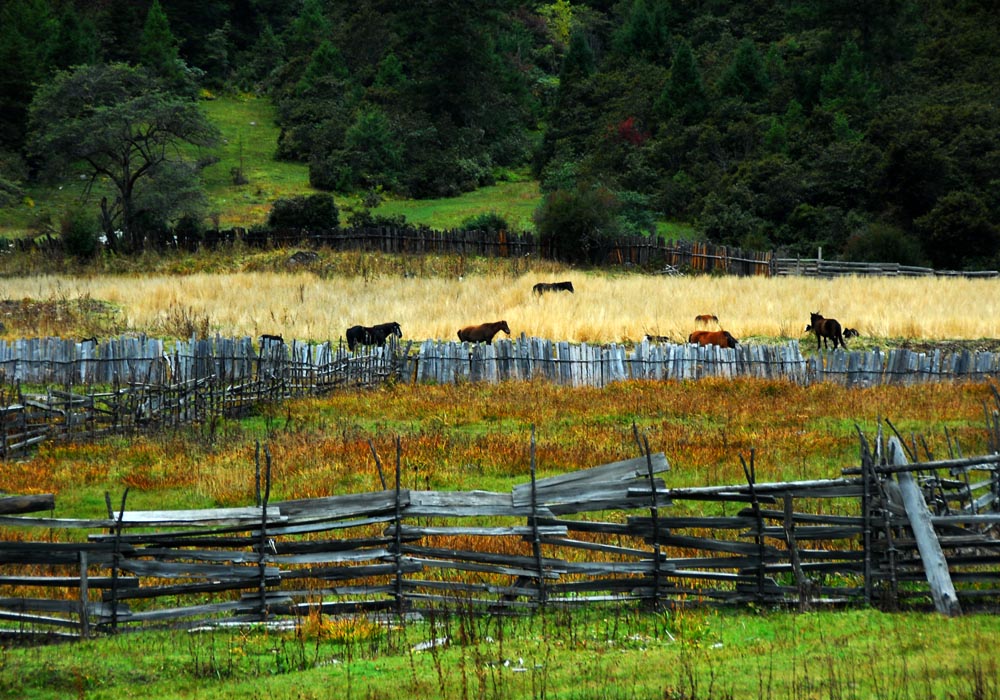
[[915, 191, 1000, 270], [534, 183, 620, 264], [60, 207, 101, 259], [841, 223, 926, 266], [461, 211, 510, 233], [27, 62, 218, 253], [267, 193, 340, 230], [4, 1, 1000, 270]]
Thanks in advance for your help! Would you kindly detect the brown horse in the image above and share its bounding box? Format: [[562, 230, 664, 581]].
[[457, 320, 511, 343], [688, 329, 739, 348], [806, 312, 846, 350], [533, 281, 574, 295], [694, 314, 719, 325]]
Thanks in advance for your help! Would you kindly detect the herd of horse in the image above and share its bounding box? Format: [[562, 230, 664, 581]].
[[329, 280, 857, 353]]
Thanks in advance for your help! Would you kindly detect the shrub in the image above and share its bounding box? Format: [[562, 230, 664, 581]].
[[60, 206, 101, 259], [267, 193, 340, 230], [461, 211, 510, 233], [534, 182, 620, 264]]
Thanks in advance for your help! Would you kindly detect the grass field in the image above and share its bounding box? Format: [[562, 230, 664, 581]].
[[0, 257, 998, 346]]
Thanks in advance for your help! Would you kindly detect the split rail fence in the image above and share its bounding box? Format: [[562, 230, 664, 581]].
[[2, 422, 1000, 642]]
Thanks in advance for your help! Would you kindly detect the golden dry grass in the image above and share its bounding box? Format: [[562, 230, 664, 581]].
[[1, 260, 999, 343]]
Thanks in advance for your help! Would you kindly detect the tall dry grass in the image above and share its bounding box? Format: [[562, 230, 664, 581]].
[[2, 268, 999, 343]]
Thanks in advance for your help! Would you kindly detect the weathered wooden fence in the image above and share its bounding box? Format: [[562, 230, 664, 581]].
[[201, 226, 775, 276], [0, 335, 399, 459], [774, 256, 998, 278], [2, 420, 999, 641], [404, 337, 1000, 387], [4, 335, 1000, 461]]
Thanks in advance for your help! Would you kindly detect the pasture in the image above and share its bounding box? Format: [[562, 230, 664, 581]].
[[0, 259, 998, 345]]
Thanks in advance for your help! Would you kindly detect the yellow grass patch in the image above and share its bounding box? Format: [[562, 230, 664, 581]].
[[1, 265, 998, 343]]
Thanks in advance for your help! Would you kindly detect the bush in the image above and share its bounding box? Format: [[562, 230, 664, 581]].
[[60, 207, 101, 259], [534, 183, 620, 264], [841, 223, 926, 266], [267, 193, 340, 230], [461, 211, 510, 233]]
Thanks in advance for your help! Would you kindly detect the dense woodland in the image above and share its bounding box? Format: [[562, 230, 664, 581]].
[[1, 0, 998, 268]]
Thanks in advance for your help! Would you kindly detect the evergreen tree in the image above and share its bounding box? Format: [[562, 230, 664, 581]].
[[139, 0, 187, 91], [820, 40, 879, 119], [656, 39, 706, 123], [718, 38, 769, 103]]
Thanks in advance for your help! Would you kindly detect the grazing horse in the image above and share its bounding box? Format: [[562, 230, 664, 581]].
[[533, 280, 574, 295], [843, 327, 859, 339], [694, 314, 719, 325], [457, 320, 511, 343], [806, 312, 846, 350], [688, 329, 739, 348], [346, 321, 402, 351]]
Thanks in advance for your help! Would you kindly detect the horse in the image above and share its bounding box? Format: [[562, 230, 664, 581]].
[[806, 312, 846, 350], [694, 314, 719, 325], [532, 281, 574, 295], [346, 321, 402, 351], [843, 327, 859, 339], [688, 329, 739, 349], [457, 320, 511, 343]]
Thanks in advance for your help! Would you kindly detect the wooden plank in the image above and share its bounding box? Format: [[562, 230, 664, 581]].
[[0, 494, 55, 515], [405, 490, 549, 518], [890, 437, 962, 616], [512, 453, 669, 506]]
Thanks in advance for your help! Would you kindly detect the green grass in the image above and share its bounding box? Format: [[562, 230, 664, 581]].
[[3, 608, 997, 699], [373, 178, 542, 233], [1, 94, 701, 240]]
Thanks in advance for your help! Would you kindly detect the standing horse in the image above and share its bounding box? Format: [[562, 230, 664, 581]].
[[533, 281, 574, 295], [346, 321, 402, 351], [688, 329, 739, 348], [806, 312, 846, 350], [458, 320, 511, 343]]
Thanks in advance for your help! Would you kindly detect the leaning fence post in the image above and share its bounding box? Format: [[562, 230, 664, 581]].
[[105, 488, 129, 633], [634, 424, 662, 610], [889, 437, 962, 616]]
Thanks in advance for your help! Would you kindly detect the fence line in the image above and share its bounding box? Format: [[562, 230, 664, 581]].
[[2, 425, 999, 639]]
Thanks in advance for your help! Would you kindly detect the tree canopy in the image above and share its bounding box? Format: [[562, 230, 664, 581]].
[[27, 62, 218, 253], [3, 0, 1000, 268]]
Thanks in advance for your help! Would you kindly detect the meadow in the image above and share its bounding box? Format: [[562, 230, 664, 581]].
[[1, 253, 999, 346]]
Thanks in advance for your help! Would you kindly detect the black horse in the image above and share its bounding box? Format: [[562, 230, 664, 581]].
[[806, 312, 846, 350], [532, 280, 574, 295], [346, 321, 402, 351]]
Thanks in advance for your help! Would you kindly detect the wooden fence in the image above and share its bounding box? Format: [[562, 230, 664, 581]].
[[4, 334, 1000, 461], [404, 337, 1000, 388], [774, 257, 999, 278], [2, 419, 999, 641], [201, 226, 775, 276]]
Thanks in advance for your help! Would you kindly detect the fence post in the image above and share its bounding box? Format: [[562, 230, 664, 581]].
[[78, 550, 90, 639], [740, 451, 767, 603], [529, 426, 547, 609], [393, 437, 405, 617], [257, 445, 272, 621], [635, 425, 662, 610]]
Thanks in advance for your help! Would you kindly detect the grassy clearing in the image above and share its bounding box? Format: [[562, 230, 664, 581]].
[[0, 259, 999, 345], [2, 607, 997, 699]]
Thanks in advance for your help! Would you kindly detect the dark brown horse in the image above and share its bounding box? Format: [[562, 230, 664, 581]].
[[346, 321, 402, 351], [457, 320, 511, 343], [806, 312, 846, 350], [843, 327, 859, 339], [533, 280, 574, 295], [688, 329, 739, 348], [694, 314, 719, 325]]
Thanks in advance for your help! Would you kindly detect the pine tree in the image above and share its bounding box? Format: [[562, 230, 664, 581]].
[[139, 0, 185, 89]]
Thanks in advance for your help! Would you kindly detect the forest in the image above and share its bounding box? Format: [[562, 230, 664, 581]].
[[1, 0, 998, 268]]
